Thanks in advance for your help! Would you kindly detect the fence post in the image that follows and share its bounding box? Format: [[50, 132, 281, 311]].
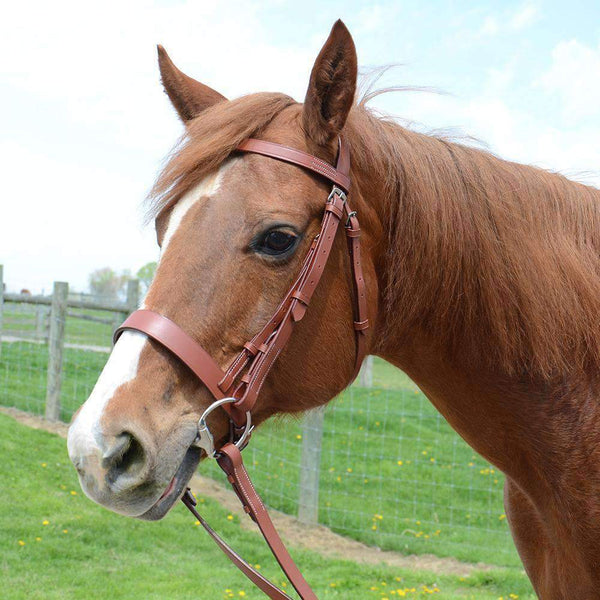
[[359, 355, 374, 388], [45, 281, 68, 421], [0, 264, 3, 356], [126, 279, 140, 313], [298, 406, 325, 525]]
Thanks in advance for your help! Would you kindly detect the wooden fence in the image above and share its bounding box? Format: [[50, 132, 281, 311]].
[[0, 264, 373, 525], [0, 265, 139, 422]]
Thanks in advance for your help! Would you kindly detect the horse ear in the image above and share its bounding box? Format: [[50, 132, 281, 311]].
[[303, 20, 357, 148], [157, 45, 227, 122]]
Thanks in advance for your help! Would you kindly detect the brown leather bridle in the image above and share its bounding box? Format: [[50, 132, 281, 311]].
[[114, 137, 368, 599]]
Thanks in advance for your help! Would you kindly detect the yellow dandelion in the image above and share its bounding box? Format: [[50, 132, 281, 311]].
[[296, 434, 302, 440], [41, 463, 47, 467], [194, 520, 200, 526], [62, 529, 68, 534], [70, 490, 77, 496], [42, 520, 49, 526], [35, 537, 41, 542], [227, 515, 234, 521], [397, 460, 403, 466], [18, 540, 25, 546]]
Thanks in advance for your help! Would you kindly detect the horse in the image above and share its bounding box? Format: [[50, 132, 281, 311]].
[[67, 20, 600, 599]]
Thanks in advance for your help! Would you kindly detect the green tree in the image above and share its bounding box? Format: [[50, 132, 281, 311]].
[[88, 267, 130, 299], [136, 261, 157, 294]]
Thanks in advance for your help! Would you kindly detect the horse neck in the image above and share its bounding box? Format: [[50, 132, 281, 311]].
[[353, 123, 600, 481]]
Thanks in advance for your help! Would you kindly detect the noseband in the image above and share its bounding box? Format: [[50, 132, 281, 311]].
[[114, 137, 368, 599]]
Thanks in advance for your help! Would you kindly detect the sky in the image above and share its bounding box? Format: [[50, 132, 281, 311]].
[[2, 0, 600, 293]]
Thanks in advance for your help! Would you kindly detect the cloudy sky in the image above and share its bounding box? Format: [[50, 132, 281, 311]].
[[2, 0, 599, 293]]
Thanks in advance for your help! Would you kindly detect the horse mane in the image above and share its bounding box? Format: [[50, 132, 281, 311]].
[[149, 90, 600, 380], [344, 103, 600, 379]]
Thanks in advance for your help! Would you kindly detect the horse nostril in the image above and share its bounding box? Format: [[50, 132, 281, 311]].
[[103, 432, 146, 485]]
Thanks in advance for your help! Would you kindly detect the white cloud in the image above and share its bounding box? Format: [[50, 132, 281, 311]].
[[510, 3, 539, 30], [480, 16, 499, 37], [477, 2, 539, 38], [537, 39, 600, 122], [0, 140, 158, 293], [386, 65, 600, 188]]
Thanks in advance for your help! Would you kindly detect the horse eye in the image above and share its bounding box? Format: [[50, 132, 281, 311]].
[[255, 229, 298, 256]]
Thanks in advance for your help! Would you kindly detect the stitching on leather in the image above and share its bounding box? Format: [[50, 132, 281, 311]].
[[234, 463, 260, 515]]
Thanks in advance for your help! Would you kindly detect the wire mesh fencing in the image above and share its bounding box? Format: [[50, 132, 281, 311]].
[[0, 267, 517, 568], [0, 273, 132, 422]]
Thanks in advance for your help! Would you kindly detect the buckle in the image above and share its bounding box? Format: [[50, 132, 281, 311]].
[[345, 210, 357, 227], [193, 397, 253, 459], [327, 186, 347, 203]]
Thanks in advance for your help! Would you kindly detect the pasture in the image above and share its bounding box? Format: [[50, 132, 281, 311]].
[[1, 413, 533, 599], [1, 302, 535, 597]]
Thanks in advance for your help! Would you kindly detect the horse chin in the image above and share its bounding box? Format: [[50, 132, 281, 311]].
[[137, 445, 202, 521]]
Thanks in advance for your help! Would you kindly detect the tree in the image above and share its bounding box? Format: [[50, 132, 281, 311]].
[[88, 267, 130, 299], [136, 261, 157, 294]]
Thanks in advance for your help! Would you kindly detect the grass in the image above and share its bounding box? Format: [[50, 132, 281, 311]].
[[0, 413, 534, 599], [0, 325, 526, 569], [2, 303, 116, 347]]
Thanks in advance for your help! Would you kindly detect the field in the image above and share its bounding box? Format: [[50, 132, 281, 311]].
[[0, 414, 534, 599], [0, 303, 535, 596]]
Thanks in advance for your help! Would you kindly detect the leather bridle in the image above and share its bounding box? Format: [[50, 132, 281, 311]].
[[114, 137, 368, 599]]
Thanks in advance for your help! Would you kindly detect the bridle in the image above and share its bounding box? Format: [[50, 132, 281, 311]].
[[114, 137, 368, 599]]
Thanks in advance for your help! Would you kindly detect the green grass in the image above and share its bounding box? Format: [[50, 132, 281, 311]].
[[0, 341, 106, 421], [3, 304, 116, 347], [0, 414, 534, 599], [0, 339, 524, 569]]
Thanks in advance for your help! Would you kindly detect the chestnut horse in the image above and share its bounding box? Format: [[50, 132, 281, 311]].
[[68, 20, 600, 599]]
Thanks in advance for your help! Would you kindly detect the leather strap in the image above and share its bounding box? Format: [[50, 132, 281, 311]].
[[182, 499, 294, 600], [237, 139, 351, 193], [181, 445, 319, 598], [114, 310, 226, 400], [344, 208, 369, 381]]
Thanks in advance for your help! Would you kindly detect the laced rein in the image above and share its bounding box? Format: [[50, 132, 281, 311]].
[[114, 137, 368, 599]]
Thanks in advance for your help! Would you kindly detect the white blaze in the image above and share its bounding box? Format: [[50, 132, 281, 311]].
[[67, 330, 147, 458], [68, 162, 232, 462]]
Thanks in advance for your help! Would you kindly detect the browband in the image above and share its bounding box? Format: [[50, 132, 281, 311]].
[[237, 138, 351, 193]]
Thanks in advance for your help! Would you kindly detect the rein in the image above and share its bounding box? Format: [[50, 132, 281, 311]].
[[114, 137, 368, 598]]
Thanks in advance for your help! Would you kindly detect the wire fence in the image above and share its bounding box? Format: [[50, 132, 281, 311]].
[[0, 265, 519, 568]]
